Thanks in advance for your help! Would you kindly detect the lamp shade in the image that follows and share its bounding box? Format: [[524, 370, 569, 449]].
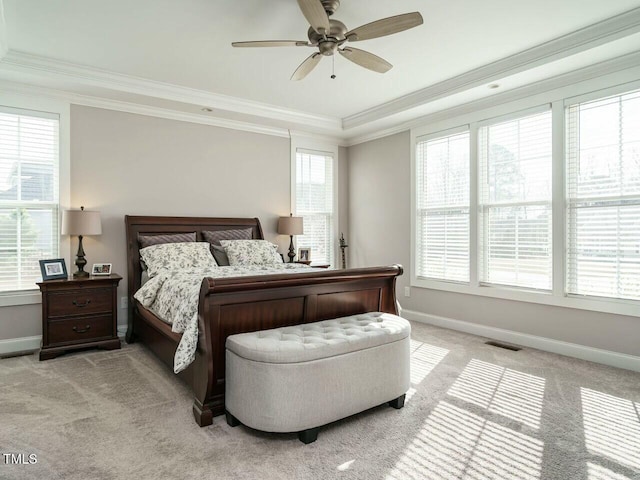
[[61, 208, 102, 236], [278, 215, 303, 236]]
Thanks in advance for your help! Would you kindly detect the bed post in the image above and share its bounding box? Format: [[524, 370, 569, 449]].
[[125, 215, 136, 343], [384, 264, 403, 315], [192, 279, 219, 427]]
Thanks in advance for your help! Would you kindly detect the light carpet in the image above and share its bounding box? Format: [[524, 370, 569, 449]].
[[1, 321, 639, 480]]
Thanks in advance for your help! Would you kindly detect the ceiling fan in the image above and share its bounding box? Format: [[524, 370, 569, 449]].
[[232, 0, 423, 80]]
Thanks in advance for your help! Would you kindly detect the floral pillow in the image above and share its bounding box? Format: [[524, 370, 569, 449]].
[[202, 229, 253, 266], [139, 242, 217, 278], [220, 240, 283, 266]]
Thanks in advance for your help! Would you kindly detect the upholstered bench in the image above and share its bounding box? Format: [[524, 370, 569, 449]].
[[225, 312, 411, 444]]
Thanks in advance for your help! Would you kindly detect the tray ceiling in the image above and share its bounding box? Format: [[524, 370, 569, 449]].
[[1, 0, 639, 141]]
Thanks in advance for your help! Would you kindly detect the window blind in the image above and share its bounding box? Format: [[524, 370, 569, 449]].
[[415, 130, 470, 282], [0, 108, 59, 292], [479, 109, 553, 290], [295, 150, 334, 265], [566, 89, 640, 301]]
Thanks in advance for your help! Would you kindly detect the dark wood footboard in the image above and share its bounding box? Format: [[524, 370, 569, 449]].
[[190, 265, 403, 426]]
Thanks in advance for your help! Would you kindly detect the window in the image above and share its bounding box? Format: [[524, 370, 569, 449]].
[[566, 90, 640, 301], [415, 130, 470, 282], [0, 107, 59, 292], [411, 84, 640, 316], [479, 109, 553, 290], [295, 149, 335, 265]]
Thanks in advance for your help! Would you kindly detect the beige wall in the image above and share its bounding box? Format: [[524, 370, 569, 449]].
[[72, 106, 302, 332], [348, 131, 640, 357], [0, 105, 303, 339], [0, 304, 41, 341]]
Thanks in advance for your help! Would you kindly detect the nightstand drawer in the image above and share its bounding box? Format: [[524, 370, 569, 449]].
[[47, 288, 112, 318], [47, 315, 113, 345]]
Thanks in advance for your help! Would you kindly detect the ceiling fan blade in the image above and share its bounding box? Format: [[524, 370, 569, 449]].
[[232, 41, 312, 48], [339, 47, 392, 73], [291, 53, 322, 81], [297, 0, 330, 35], [346, 12, 423, 42]]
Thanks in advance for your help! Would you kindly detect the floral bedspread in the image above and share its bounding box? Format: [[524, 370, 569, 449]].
[[134, 264, 312, 373]]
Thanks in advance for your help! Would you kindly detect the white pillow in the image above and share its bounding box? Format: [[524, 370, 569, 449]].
[[220, 240, 283, 266], [139, 242, 217, 278]]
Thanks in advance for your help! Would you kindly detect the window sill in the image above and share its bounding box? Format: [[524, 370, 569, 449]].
[[410, 277, 639, 317], [0, 291, 42, 307]]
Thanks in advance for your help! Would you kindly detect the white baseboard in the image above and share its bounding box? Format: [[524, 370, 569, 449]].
[[0, 335, 41, 356], [403, 309, 640, 373]]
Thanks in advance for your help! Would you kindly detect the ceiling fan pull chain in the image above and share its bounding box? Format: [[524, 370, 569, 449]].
[[331, 55, 336, 79]]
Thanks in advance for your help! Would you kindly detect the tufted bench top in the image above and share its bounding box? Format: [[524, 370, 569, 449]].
[[226, 312, 410, 364]]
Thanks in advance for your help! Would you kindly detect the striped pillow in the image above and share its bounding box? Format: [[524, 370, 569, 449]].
[[138, 232, 196, 249], [201, 228, 253, 246]]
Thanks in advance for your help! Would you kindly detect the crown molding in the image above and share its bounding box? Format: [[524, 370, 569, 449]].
[[344, 51, 640, 147], [0, 79, 347, 144], [343, 6, 640, 130], [1, 6, 638, 148], [0, 50, 342, 133], [290, 129, 349, 147], [0, 0, 7, 61]]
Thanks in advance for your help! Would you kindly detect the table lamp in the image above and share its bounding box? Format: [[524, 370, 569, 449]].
[[61, 206, 102, 278], [277, 213, 304, 263]]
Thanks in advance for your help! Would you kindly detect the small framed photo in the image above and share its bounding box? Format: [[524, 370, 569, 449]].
[[91, 263, 112, 276], [39, 258, 68, 281], [298, 248, 311, 262]]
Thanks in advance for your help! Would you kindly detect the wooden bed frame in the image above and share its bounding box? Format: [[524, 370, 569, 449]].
[[125, 215, 403, 426]]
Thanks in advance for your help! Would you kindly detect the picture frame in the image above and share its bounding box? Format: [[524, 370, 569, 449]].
[[39, 258, 68, 281], [91, 263, 112, 276], [298, 248, 311, 262]]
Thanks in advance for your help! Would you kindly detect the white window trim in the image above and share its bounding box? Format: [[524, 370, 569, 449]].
[[0, 93, 71, 307], [411, 79, 640, 318], [290, 136, 339, 267]]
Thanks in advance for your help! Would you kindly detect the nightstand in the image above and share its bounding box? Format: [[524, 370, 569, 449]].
[[37, 274, 122, 360]]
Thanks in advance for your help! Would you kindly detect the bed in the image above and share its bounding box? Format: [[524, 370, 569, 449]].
[[125, 215, 403, 426]]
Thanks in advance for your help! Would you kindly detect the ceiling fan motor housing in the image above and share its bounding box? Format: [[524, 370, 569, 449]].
[[308, 19, 347, 56]]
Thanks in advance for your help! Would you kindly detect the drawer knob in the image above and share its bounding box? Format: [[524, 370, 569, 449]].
[[72, 299, 91, 308], [72, 325, 91, 334]]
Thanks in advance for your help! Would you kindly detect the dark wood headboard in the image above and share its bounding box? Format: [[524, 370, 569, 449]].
[[125, 215, 264, 304]]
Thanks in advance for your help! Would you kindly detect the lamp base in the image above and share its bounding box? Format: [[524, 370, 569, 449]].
[[288, 235, 296, 263], [73, 235, 89, 278]]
